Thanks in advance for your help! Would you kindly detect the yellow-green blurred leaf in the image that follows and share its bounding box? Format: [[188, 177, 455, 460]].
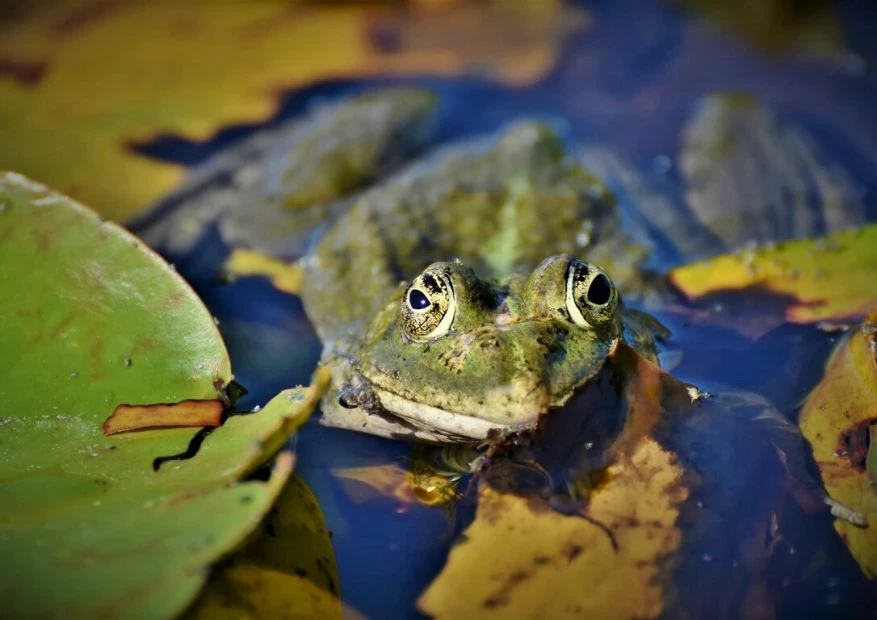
[[669, 223, 877, 325], [800, 314, 877, 578], [0, 0, 584, 220]]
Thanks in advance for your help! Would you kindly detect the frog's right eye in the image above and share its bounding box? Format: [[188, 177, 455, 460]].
[[565, 259, 618, 329], [401, 270, 456, 342]]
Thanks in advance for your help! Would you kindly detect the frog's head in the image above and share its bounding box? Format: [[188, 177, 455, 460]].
[[354, 255, 649, 440]]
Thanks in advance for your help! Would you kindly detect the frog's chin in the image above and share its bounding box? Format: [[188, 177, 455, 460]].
[[372, 387, 538, 441]]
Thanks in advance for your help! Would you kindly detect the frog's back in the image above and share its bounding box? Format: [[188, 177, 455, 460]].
[[301, 122, 641, 343]]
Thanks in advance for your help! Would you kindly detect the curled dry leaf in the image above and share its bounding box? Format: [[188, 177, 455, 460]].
[[800, 312, 877, 577], [669, 223, 877, 326]]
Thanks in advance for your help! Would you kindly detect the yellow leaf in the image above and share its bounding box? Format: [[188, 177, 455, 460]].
[[800, 315, 877, 578], [669, 223, 877, 325], [0, 1, 585, 220], [419, 439, 687, 618]]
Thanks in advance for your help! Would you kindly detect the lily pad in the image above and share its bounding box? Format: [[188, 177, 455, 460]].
[[669, 223, 877, 326], [0, 173, 328, 617], [800, 313, 877, 578]]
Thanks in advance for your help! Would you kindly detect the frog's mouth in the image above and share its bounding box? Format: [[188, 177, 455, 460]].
[[372, 387, 539, 441]]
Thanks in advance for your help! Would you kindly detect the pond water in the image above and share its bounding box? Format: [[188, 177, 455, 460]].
[[129, 0, 877, 616]]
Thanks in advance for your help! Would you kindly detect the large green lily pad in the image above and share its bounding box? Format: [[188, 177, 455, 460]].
[[0, 172, 327, 618]]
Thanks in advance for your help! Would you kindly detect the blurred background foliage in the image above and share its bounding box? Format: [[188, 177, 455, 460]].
[[0, 0, 584, 220]]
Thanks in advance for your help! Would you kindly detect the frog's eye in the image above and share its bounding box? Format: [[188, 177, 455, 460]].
[[401, 269, 456, 342], [565, 259, 618, 329]]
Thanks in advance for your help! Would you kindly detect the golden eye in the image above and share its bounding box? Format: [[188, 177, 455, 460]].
[[565, 259, 618, 329], [401, 269, 456, 342]]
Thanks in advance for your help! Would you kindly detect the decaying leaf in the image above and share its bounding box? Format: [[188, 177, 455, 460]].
[[800, 313, 877, 578], [419, 344, 693, 618], [0, 1, 585, 220], [187, 474, 341, 620], [102, 399, 225, 435], [669, 223, 877, 326], [0, 173, 329, 618]]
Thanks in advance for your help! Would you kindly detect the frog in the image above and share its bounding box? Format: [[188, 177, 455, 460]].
[[297, 120, 668, 442]]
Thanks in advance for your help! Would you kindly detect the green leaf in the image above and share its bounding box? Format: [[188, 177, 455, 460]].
[[0, 173, 325, 618]]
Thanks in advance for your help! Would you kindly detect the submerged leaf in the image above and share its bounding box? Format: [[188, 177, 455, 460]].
[[679, 93, 865, 251], [224, 249, 304, 295], [0, 174, 319, 618], [669, 223, 877, 325], [188, 474, 340, 620], [800, 314, 877, 578], [137, 88, 439, 259]]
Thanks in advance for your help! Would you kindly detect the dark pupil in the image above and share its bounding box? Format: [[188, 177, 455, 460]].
[[409, 288, 431, 310], [587, 274, 612, 305]]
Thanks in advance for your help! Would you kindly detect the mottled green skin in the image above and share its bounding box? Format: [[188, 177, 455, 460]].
[[300, 122, 665, 442]]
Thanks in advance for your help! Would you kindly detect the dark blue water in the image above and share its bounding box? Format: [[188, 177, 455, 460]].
[[130, 0, 877, 616]]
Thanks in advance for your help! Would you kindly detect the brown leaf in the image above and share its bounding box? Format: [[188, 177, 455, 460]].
[[102, 399, 224, 436]]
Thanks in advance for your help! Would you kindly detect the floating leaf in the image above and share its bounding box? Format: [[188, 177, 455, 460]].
[[419, 445, 687, 618], [0, 1, 584, 220], [137, 88, 439, 259], [669, 223, 877, 325], [800, 314, 877, 578], [103, 399, 225, 435], [188, 474, 341, 620], [0, 173, 323, 617]]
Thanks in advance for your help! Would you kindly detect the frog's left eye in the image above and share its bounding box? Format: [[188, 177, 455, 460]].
[[401, 269, 456, 342], [565, 259, 618, 329]]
